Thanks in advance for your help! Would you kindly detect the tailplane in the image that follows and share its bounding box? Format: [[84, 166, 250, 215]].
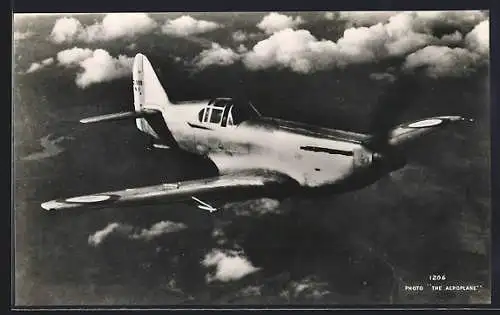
[[79, 53, 178, 147]]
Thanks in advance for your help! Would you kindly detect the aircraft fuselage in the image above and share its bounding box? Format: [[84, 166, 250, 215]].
[[139, 101, 398, 189]]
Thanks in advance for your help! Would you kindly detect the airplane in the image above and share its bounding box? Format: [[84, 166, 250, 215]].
[[41, 53, 473, 213]]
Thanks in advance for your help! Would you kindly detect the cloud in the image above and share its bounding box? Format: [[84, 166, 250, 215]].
[[225, 198, 282, 217], [22, 134, 72, 161], [13, 30, 34, 41], [280, 276, 330, 300], [88, 222, 132, 246], [236, 44, 248, 54], [337, 10, 486, 30], [324, 12, 336, 20], [88, 221, 187, 246], [231, 30, 263, 43], [400, 17, 489, 78], [369, 72, 396, 82], [202, 249, 260, 283], [56, 47, 93, 66], [41, 57, 54, 66], [50, 17, 83, 43], [338, 11, 399, 26], [126, 42, 137, 50], [50, 13, 157, 43], [440, 30, 463, 45], [25, 63, 42, 73], [257, 12, 304, 34], [403, 46, 481, 78], [56, 49, 133, 88], [129, 221, 187, 241], [465, 19, 489, 55], [161, 15, 221, 37], [243, 28, 335, 73], [241, 11, 489, 75], [232, 30, 248, 42], [411, 10, 487, 33], [25, 57, 54, 73], [194, 43, 240, 69]]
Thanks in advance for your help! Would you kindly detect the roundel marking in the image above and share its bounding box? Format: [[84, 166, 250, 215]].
[[66, 195, 111, 203], [408, 119, 443, 128]]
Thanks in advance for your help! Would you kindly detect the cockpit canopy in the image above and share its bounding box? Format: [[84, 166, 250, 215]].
[[197, 98, 261, 127]]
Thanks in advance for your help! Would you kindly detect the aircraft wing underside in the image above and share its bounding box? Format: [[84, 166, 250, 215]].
[[41, 170, 300, 211]]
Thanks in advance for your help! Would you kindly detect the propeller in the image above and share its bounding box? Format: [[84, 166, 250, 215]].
[[365, 66, 425, 154]]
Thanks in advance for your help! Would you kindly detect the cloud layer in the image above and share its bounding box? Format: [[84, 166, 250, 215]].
[[195, 11, 489, 78], [50, 13, 157, 43], [161, 15, 221, 37]]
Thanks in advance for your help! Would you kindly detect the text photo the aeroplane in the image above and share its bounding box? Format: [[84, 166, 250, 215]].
[[41, 53, 472, 212]]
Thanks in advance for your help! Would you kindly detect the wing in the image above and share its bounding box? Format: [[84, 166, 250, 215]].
[[388, 116, 473, 148], [79, 109, 159, 124], [41, 170, 299, 211]]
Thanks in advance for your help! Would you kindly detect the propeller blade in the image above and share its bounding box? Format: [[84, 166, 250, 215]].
[[367, 66, 425, 152]]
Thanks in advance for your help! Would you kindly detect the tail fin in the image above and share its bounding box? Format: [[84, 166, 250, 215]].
[[133, 53, 171, 110], [133, 53, 172, 136]]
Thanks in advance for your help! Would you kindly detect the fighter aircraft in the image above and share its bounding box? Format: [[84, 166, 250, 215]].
[[41, 53, 472, 212]]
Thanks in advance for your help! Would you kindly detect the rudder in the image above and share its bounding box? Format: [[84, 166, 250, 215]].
[[132, 53, 172, 138]]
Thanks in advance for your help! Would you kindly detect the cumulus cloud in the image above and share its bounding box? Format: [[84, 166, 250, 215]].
[[403, 46, 480, 78], [56, 47, 93, 66], [465, 19, 489, 55], [440, 30, 463, 45], [130, 221, 187, 241], [232, 30, 248, 42], [411, 10, 487, 33], [202, 249, 260, 283], [231, 30, 263, 43], [194, 43, 240, 69], [240, 11, 489, 76], [161, 15, 221, 37], [88, 221, 187, 246], [25, 57, 54, 73], [56, 48, 133, 88], [402, 18, 489, 78], [50, 13, 157, 43], [257, 12, 304, 34], [50, 17, 83, 43]]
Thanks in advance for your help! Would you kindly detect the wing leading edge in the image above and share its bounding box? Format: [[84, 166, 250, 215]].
[[41, 170, 299, 211]]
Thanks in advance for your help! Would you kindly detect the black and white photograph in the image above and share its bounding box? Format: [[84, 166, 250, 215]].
[[13, 10, 491, 306]]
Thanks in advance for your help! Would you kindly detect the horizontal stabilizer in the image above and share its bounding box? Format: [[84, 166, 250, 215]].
[[80, 109, 160, 124]]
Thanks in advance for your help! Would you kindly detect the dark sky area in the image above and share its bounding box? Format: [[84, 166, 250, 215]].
[[13, 11, 490, 306]]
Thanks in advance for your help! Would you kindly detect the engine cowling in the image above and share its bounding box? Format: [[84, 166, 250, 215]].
[[353, 147, 374, 169]]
